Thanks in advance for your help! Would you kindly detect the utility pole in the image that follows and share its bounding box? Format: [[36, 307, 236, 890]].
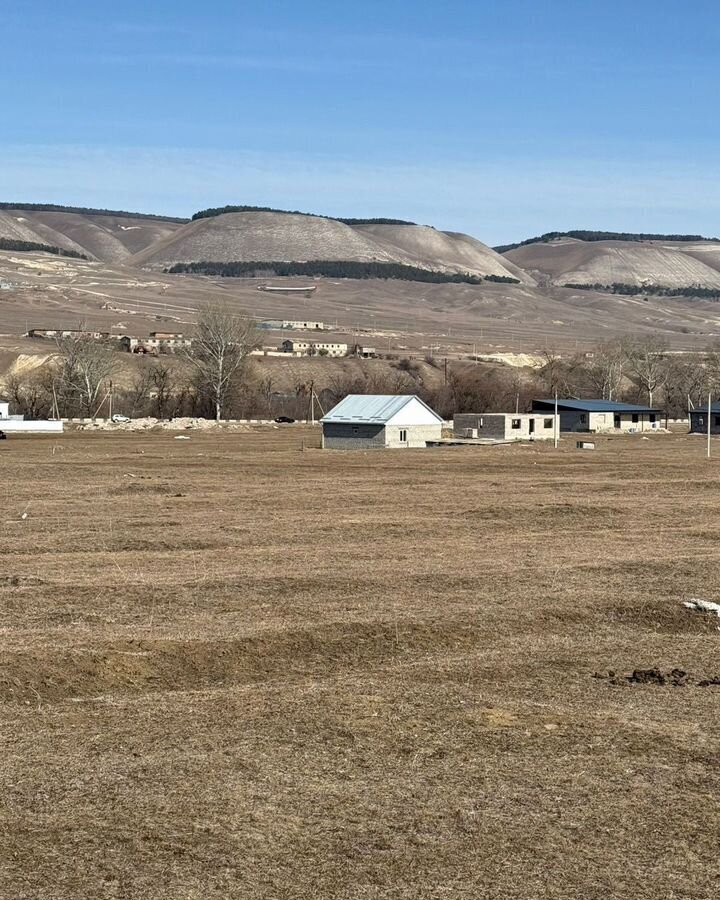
[[444, 358, 448, 385], [309, 379, 315, 425], [708, 392, 712, 459], [554, 390, 559, 450]]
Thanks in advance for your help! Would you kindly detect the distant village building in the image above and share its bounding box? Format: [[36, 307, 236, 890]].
[[689, 405, 720, 434], [118, 333, 191, 353], [321, 394, 444, 449], [454, 412, 558, 441], [353, 344, 376, 359], [28, 328, 110, 341], [282, 320, 328, 331], [281, 339, 347, 357], [531, 399, 660, 432]]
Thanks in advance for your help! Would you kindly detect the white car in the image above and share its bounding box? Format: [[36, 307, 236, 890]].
[[111, 414, 131, 424]]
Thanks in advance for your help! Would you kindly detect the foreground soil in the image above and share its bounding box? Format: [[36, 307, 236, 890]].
[[1, 428, 719, 899]]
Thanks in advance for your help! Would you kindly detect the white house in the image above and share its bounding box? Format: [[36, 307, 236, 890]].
[[321, 394, 444, 449]]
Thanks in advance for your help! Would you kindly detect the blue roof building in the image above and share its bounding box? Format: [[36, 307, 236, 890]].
[[531, 399, 660, 433]]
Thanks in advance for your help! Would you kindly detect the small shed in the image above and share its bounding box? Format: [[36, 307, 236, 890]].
[[689, 405, 720, 434], [321, 395, 444, 449], [453, 412, 558, 441], [532, 399, 660, 433]]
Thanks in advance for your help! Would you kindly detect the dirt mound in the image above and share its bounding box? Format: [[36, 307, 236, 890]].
[[77, 417, 254, 432], [0, 620, 481, 703], [592, 668, 720, 686]]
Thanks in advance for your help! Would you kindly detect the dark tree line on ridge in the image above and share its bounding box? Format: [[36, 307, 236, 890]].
[[0, 202, 188, 222], [166, 259, 520, 285], [191, 204, 417, 225], [0, 238, 88, 259], [494, 230, 720, 253], [563, 282, 720, 300]]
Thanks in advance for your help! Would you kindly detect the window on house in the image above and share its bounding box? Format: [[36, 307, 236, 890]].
[[352, 427, 359, 435], [632, 414, 639, 423], [544, 418, 553, 428], [511, 419, 521, 429], [399, 429, 407, 442], [699, 417, 705, 425], [714, 416, 720, 427], [649, 414, 656, 423], [580, 414, 587, 424]]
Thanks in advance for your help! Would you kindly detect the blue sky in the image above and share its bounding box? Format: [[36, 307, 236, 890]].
[[1, 0, 719, 244]]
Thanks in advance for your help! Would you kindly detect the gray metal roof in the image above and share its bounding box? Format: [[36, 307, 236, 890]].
[[533, 399, 658, 413], [321, 394, 442, 424], [690, 405, 720, 414]]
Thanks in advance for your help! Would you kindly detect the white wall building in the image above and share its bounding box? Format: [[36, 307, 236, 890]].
[[0, 399, 63, 433], [281, 339, 347, 357]]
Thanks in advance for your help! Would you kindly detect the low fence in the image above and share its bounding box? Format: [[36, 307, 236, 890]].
[[61, 418, 320, 425], [1, 420, 64, 433]]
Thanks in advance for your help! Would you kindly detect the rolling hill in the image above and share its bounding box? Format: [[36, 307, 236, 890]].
[[503, 237, 720, 290], [0, 207, 186, 264], [130, 210, 531, 283]]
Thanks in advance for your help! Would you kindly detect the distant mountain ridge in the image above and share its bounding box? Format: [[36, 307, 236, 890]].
[[0, 202, 188, 223], [504, 235, 720, 291], [1, 202, 522, 281], [495, 230, 720, 253], [191, 205, 416, 225]]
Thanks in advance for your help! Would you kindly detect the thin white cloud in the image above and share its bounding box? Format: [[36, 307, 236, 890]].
[[0, 143, 718, 246]]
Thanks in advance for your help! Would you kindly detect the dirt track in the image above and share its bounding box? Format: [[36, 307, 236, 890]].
[[1, 429, 720, 898]]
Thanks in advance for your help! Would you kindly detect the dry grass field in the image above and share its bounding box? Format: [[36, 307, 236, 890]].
[[2, 428, 720, 899]]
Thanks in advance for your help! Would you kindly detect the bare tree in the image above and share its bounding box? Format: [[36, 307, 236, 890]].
[[535, 349, 586, 397], [55, 331, 117, 416], [584, 340, 627, 400], [150, 362, 175, 419], [664, 357, 706, 417], [704, 342, 720, 395], [186, 304, 258, 420], [4, 371, 53, 419], [625, 337, 669, 407], [127, 367, 154, 417]]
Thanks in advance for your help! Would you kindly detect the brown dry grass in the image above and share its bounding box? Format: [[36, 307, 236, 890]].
[[2, 428, 720, 899]]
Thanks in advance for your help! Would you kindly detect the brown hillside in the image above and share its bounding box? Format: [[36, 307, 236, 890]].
[[505, 238, 720, 289], [130, 212, 404, 269], [353, 223, 533, 283], [0, 209, 184, 263]]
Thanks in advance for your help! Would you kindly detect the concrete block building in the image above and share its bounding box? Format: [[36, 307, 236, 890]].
[[453, 412, 558, 441], [321, 395, 444, 449], [689, 405, 720, 433], [531, 399, 660, 432]]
